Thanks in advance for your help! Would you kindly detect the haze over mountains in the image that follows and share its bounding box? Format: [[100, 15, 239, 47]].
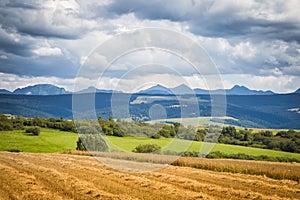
[[0, 84, 299, 96], [138, 84, 276, 95], [0, 85, 299, 129], [0, 84, 69, 95]]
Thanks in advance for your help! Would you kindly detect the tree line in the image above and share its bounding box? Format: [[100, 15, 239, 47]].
[[218, 126, 300, 153], [1, 114, 299, 153], [0, 114, 76, 132]]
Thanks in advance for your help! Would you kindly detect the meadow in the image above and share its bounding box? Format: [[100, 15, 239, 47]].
[[106, 135, 300, 159], [1, 128, 300, 161], [0, 128, 77, 153], [1, 128, 300, 199]]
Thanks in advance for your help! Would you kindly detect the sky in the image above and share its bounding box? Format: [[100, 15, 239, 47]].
[[0, 0, 300, 93]]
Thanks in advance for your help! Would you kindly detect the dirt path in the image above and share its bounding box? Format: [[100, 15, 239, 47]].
[[0, 152, 299, 200]]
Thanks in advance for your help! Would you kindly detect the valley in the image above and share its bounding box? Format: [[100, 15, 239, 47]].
[[1, 92, 300, 129]]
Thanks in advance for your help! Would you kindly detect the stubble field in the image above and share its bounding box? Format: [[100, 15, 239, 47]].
[[0, 152, 299, 200]]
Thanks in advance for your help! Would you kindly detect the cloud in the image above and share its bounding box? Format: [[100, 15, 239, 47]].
[[33, 47, 62, 56], [106, 0, 300, 42], [221, 74, 300, 93], [0, 72, 75, 92], [0, 0, 93, 39], [0, 0, 299, 92], [0, 52, 77, 78], [0, 55, 7, 59]]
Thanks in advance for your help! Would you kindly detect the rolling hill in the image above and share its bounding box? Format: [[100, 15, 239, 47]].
[[0, 92, 299, 129]]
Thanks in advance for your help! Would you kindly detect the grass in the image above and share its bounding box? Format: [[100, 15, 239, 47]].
[[0, 128, 78, 153], [105, 136, 300, 159], [1, 128, 300, 161], [148, 116, 230, 127]]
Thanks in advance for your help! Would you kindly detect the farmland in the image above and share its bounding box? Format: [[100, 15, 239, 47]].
[[1, 128, 300, 161], [0, 128, 77, 153], [0, 152, 299, 200], [107, 136, 300, 159]]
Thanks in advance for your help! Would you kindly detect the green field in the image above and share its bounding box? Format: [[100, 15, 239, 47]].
[[1, 128, 300, 160], [106, 136, 300, 159], [148, 117, 230, 127], [0, 128, 78, 153]]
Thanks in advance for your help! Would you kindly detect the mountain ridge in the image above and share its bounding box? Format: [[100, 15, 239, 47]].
[[136, 84, 277, 95], [1, 83, 297, 96], [13, 84, 68, 95], [0, 89, 12, 94], [294, 88, 300, 94], [137, 84, 173, 95]]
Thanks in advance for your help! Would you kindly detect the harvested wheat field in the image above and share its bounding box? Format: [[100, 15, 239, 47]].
[[0, 152, 299, 200]]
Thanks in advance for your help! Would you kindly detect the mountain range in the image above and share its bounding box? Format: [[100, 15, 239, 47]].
[[0, 84, 299, 96], [138, 84, 278, 95]]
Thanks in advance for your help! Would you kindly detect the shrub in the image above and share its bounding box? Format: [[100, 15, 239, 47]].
[[133, 144, 161, 153], [76, 134, 108, 151], [150, 133, 161, 139], [7, 149, 21, 152], [25, 126, 40, 136]]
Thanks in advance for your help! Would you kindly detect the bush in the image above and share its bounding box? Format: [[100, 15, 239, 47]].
[[25, 126, 40, 136], [76, 134, 108, 151], [7, 149, 21, 152], [0, 114, 13, 131], [133, 144, 161, 153], [150, 133, 161, 139]]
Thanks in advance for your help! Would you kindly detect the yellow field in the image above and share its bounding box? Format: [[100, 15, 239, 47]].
[[0, 152, 299, 200]]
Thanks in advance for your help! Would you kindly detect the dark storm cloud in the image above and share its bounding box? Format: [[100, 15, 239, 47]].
[[0, 0, 85, 40], [4, 1, 39, 10], [0, 52, 78, 78], [0, 0, 299, 83], [106, 0, 300, 43], [0, 26, 35, 57], [103, 0, 300, 79]]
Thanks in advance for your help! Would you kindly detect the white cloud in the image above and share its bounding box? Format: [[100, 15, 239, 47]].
[[221, 74, 299, 93], [0, 0, 299, 93], [0, 73, 75, 92], [33, 47, 62, 56], [0, 55, 7, 59]]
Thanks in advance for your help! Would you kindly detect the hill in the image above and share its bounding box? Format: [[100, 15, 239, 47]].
[[0, 83, 292, 95], [13, 84, 68, 95], [76, 86, 122, 94], [0, 92, 299, 129], [294, 88, 300, 94], [138, 84, 275, 95], [0, 89, 11, 94], [226, 85, 274, 95], [137, 84, 173, 95]]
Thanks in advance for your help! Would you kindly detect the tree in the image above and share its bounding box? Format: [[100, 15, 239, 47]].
[[133, 144, 161, 153], [76, 134, 108, 151], [158, 125, 176, 138], [195, 129, 207, 141], [26, 126, 40, 136], [0, 115, 13, 131]]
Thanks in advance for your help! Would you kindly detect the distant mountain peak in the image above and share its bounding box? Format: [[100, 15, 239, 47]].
[[172, 84, 193, 94], [227, 85, 274, 95], [294, 88, 300, 94], [76, 86, 122, 94], [13, 84, 68, 95], [231, 85, 247, 90], [0, 89, 12, 94], [137, 84, 173, 95]]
